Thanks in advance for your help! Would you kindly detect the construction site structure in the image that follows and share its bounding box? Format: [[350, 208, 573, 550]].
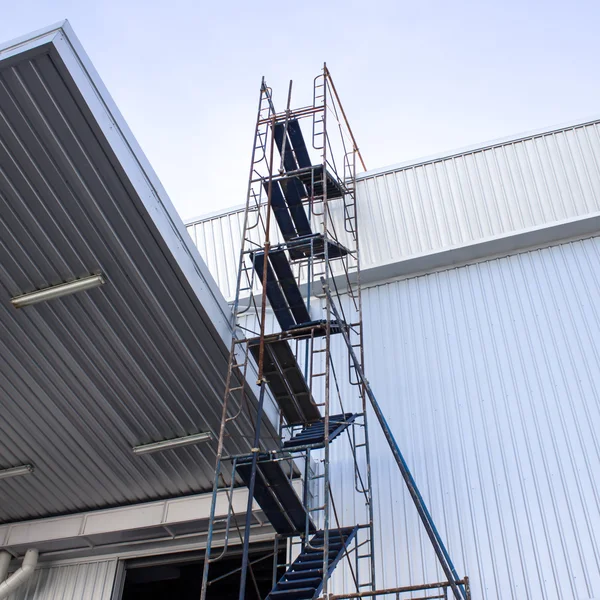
[[200, 66, 471, 600]]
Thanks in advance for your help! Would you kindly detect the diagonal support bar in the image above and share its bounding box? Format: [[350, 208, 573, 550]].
[[321, 278, 467, 600]]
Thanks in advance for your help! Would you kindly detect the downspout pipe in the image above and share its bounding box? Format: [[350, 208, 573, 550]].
[[0, 552, 10, 583], [0, 549, 38, 599]]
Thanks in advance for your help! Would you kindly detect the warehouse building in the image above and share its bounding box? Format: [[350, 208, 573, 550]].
[[187, 115, 600, 600], [0, 20, 599, 600]]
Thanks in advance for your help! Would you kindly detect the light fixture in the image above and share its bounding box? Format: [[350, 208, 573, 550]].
[[133, 432, 213, 456], [11, 274, 106, 309], [0, 464, 34, 480]]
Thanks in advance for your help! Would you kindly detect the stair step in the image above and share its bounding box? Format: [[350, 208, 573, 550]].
[[288, 559, 326, 571], [236, 454, 316, 535], [297, 549, 341, 561], [283, 413, 358, 450], [284, 568, 323, 581], [266, 526, 359, 600], [277, 577, 322, 590], [268, 588, 316, 600], [249, 339, 321, 425], [252, 249, 311, 331]]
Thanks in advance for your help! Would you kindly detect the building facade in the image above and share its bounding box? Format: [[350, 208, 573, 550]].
[[1, 21, 599, 600], [186, 117, 600, 600]]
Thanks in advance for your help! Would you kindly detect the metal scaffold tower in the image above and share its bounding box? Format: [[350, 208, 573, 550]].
[[200, 66, 470, 600]]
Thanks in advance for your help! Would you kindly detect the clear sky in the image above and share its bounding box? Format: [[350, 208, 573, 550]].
[[1, 0, 599, 221]]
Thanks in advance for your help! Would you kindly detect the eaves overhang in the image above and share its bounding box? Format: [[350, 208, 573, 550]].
[[0, 21, 277, 524]]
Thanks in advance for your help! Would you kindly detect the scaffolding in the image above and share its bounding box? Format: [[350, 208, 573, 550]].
[[200, 66, 470, 600]]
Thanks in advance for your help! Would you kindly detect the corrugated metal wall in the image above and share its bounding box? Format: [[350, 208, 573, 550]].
[[184, 119, 600, 599], [356, 121, 600, 269], [5, 559, 117, 600], [327, 236, 600, 600], [186, 119, 600, 299]]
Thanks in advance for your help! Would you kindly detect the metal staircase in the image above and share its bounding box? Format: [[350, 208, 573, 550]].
[[266, 527, 358, 600], [199, 67, 470, 600]]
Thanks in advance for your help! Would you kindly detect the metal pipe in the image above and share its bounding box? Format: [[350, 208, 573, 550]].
[[322, 279, 466, 600], [238, 384, 267, 600], [327, 578, 470, 599], [0, 549, 38, 599], [200, 79, 271, 600], [323, 65, 367, 172], [0, 552, 10, 583]]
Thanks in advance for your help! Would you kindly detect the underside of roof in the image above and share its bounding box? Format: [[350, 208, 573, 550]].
[[0, 22, 277, 524]]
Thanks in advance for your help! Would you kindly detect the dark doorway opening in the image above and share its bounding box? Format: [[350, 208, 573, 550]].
[[121, 542, 285, 600]]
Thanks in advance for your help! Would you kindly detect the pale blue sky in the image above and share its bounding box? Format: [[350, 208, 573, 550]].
[[1, 0, 599, 220]]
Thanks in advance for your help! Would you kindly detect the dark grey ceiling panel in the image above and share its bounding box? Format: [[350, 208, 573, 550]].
[[0, 23, 276, 523]]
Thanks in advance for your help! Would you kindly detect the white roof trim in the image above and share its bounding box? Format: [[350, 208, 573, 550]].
[[0, 484, 294, 559]]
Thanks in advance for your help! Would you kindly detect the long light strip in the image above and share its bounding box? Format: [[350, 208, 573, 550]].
[[11, 274, 106, 309], [0, 464, 34, 480], [133, 432, 213, 456]]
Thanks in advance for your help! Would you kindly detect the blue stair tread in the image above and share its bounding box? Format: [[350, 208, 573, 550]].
[[268, 250, 311, 325], [286, 120, 312, 168], [284, 569, 323, 580], [267, 588, 316, 600], [270, 181, 298, 241], [236, 455, 316, 535], [252, 251, 296, 331], [274, 122, 301, 173], [283, 413, 357, 449], [269, 123, 312, 239], [248, 339, 321, 425], [281, 178, 312, 235], [252, 249, 310, 331], [277, 577, 322, 590], [268, 179, 312, 242], [266, 527, 358, 600]]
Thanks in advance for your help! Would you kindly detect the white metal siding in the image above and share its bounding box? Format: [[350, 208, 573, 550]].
[[356, 121, 600, 270], [5, 559, 117, 600], [329, 236, 600, 600], [183, 120, 600, 599], [186, 119, 600, 300]]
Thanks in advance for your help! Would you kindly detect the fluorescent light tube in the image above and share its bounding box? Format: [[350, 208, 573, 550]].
[[11, 274, 106, 309], [133, 432, 213, 455], [0, 464, 34, 480]]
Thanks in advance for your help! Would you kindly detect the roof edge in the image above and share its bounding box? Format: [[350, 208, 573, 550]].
[[184, 113, 600, 225], [357, 113, 600, 180]]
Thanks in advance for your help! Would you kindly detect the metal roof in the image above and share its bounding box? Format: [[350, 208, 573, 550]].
[[0, 22, 276, 524]]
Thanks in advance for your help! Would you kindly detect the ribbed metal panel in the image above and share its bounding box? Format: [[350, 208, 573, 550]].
[[356, 121, 600, 270], [0, 25, 277, 524], [6, 559, 117, 600], [328, 236, 600, 600], [187, 206, 287, 301], [186, 118, 600, 299]]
